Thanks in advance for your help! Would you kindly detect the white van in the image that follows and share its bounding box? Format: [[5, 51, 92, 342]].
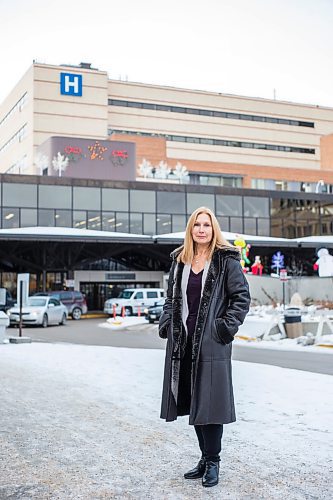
[[103, 288, 165, 316]]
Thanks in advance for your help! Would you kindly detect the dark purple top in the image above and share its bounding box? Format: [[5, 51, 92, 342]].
[[186, 268, 203, 337]]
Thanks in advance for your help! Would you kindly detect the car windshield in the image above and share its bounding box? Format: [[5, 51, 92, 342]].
[[27, 298, 47, 307], [118, 290, 134, 299]]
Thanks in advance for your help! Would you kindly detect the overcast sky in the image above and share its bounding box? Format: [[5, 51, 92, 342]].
[[1, 0, 333, 107]]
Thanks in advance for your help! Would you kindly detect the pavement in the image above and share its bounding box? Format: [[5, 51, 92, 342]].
[[0, 337, 332, 500]]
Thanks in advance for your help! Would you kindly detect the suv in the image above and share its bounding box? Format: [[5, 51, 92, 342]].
[[34, 291, 87, 319], [104, 288, 165, 316]]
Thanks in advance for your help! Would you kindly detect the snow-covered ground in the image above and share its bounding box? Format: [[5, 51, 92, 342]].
[[0, 342, 332, 499]]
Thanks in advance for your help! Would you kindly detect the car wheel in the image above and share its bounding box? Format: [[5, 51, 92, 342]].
[[72, 307, 82, 320], [42, 314, 48, 328], [124, 306, 133, 316], [60, 313, 67, 325], [148, 319, 155, 324]]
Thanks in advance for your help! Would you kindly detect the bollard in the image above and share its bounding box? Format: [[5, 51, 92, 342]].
[[121, 306, 125, 318], [138, 306, 141, 317], [113, 303, 116, 319]]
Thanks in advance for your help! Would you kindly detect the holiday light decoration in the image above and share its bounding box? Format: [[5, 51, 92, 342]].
[[271, 251, 285, 274], [138, 159, 153, 178], [88, 141, 107, 160], [173, 162, 189, 182], [52, 152, 69, 177], [155, 161, 171, 179]]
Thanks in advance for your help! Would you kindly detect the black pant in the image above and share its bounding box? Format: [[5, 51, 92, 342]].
[[194, 424, 223, 462]]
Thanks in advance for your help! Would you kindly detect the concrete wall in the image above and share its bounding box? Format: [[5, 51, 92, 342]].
[[247, 274, 333, 305]]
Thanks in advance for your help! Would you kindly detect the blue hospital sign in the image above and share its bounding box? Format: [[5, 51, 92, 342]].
[[60, 73, 82, 96]]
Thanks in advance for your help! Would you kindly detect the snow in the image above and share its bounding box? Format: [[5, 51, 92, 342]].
[[100, 316, 149, 330], [0, 226, 151, 240], [0, 341, 332, 499]]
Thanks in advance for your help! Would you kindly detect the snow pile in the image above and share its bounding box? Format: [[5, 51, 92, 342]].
[[0, 343, 332, 499], [100, 316, 148, 330]]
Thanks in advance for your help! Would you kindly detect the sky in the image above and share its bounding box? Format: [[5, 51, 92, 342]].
[[1, 0, 333, 107]]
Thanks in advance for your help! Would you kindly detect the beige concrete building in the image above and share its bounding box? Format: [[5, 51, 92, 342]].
[[1, 61, 333, 192]]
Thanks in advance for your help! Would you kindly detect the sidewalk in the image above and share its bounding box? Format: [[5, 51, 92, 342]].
[[0, 342, 332, 499]]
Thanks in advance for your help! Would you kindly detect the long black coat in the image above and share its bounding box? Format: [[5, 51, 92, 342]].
[[159, 247, 250, 425]]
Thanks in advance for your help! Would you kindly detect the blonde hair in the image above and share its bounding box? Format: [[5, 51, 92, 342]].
[[177, 206, 233, 264]]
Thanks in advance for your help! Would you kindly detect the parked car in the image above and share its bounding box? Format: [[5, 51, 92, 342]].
[[104, 288, 165, 316], [34, 290, 87, 319], [144, 298, 165, 324], [0, 289, 15, 312], [7, 296, 68, 327]]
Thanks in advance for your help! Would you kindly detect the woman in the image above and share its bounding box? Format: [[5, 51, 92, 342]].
[[159, 207, 250, 488]]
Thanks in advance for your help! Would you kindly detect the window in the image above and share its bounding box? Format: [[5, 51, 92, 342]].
[[134, 292, 143, 299], [172, 214, 186, 232], [156, 214, 172, 234], [73, 211, 87, 229], [147, 291, 158, 298], [21, 209, 37, 227], [0, 124, 27, 154], [110, 130, 316, 154], [2, 208, 19, 228], [102, 188, 128, 211], [107, 99, 314, 127], [49, 298, 61, 306], [216, 195, 242, 216], [157, 191, 186, 214], [187, 193, 214, 214], [130, 190, 155, 213], [39, 185, 72, 209], [129, 213, 143, 234], [74, 187, 100, 210], [144, 213, 156, 235], [87, 212, 101, 230], [38, 209, 54, 226], [55, 210, 72, 227], [3, 183, 37, 207], [102, 212, 116, 231], [115, 212, 129, 232], [244, 197, 269, 217]]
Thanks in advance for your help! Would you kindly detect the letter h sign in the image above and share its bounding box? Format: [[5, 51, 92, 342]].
[[60, 73, 83, 96]]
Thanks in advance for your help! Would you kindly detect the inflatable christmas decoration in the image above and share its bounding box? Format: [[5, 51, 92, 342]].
[[234, 237, 251, 272], [251, 255, 263, 275], [313, 248, 333, 277]]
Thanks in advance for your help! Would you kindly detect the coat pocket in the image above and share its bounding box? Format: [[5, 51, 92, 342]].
[[214, 318, 235, 345]]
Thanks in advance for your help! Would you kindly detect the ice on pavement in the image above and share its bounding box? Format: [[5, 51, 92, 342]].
[[0, 342, 332, 499]]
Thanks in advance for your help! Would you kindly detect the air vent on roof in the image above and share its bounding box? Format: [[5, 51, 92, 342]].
[[79, 62, 92, 69]]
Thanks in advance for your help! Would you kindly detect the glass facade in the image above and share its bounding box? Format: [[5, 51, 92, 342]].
[[0, 177, 330, 237]]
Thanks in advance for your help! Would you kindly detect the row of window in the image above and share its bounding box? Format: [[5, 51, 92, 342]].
[[0, 183, 271, 217], [1, 183, 332, 220], [6, 155, 28, 175], [108, 99, 314, 128], [252, 178, 333, 194], [0, 93, 28, 129], [0, 207, 269, 236], [3, 206, 331, 238], [110, 129, 316, 155], [0, 124, 27, 155]]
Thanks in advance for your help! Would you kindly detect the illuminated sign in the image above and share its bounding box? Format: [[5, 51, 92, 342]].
[[88, 141, 108, 160], [111, 150, 128, 166], [60, 73, 82, 96], [64, 146, 84, 162]]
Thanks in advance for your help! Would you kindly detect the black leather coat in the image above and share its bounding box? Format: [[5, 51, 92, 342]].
[[159, 247, 250, 425]]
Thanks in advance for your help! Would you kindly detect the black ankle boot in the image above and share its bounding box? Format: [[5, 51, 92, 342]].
[[184, 457, 206, 479], [202, 460, 219, 487]]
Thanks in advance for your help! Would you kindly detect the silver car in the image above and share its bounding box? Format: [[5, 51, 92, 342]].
[[7, 296, 68, 328]]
